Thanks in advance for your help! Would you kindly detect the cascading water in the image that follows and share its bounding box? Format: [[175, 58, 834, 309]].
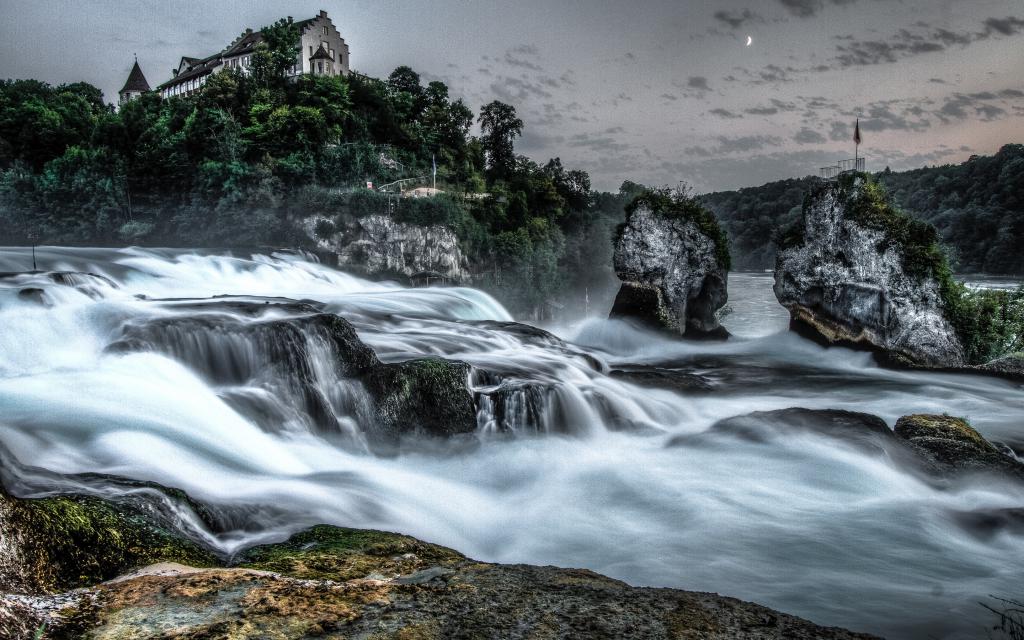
[[1, 247, 1022, 639]]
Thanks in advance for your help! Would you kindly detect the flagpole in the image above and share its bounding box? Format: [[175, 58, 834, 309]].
[[853, 118, 860, 172]]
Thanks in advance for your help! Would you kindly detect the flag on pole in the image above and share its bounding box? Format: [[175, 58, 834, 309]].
[[853, 118, 861, 145]]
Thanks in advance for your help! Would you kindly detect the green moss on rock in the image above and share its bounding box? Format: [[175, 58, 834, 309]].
[[0, 488, 218, 594], [360, 357, 477, 443], [894, 414, 1023, 479], [234, 524, 463, 581]]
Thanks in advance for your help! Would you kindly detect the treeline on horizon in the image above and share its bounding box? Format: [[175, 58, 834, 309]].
[[702, 144, 1024, 275]]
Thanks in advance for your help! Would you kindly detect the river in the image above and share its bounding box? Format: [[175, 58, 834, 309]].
[[0, 247, 1021, 639]]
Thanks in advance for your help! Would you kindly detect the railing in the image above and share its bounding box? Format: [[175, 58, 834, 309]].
[[819, 157, 865, 180]]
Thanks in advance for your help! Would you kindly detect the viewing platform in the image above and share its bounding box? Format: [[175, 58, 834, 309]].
[[819, 157, 865, 180]]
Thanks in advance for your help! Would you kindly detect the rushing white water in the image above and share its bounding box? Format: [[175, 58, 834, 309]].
[[1, 247, 1022, 639]]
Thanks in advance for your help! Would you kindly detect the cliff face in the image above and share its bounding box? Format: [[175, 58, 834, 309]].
[[611, 203, 728, 337], [308, 215, 469, 283], [773, 179, 965, 367]]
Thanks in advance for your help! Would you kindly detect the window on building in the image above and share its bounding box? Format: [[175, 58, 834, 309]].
[[323, 25, 328, 35]]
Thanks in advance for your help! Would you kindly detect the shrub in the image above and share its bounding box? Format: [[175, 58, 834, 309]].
[[623, 185, 731, 270], [313, 218, 336, 240]]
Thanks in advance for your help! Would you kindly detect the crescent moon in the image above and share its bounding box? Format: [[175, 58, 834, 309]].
[[746, 36, 753, 47]]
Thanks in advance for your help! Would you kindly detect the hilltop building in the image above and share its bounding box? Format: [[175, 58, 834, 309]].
[[118, 58, 150, 105], [138, 10, 349, 100]]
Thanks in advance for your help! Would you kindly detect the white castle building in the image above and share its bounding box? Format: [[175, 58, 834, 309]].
[[119, 10, 350, 102]]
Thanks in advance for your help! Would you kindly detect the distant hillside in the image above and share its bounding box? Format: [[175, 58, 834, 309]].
[[701, 144, 1024, 274]]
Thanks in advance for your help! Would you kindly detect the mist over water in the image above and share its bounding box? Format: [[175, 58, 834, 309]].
[[1, 247, 1022, 639]]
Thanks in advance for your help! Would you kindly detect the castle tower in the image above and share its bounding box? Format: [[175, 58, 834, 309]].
[[119, 57, 151, 105]]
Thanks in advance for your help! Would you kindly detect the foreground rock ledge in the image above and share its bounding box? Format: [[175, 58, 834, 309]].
[[0, 491, 876, 639]]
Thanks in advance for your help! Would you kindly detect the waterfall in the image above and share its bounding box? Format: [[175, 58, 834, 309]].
[[0, 247, 1022, 640]]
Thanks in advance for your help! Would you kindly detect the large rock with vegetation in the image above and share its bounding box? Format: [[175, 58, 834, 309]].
[[313, 214, 470, 284], [774, 175, 966, 367], [611, 189, 731, 338], [0, 485, 877, 640]]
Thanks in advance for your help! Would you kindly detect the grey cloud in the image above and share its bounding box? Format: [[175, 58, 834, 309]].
[[981, 16, 1024, 37], [779, 0, 824, 18], [713, 9, 764, 29], [709, 108, 743, 118], [832, 17, 1024, 68], [793, 127, 827, 144], [829, 121, 851, 141], [567, 131, 631, 153], [489, 75, 553, 102], [687, 76, 711, 91], [937, 93, 1011, 122], [686, 134, 784, 157]]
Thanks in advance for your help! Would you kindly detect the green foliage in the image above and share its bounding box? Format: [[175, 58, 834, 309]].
[[0, 56, 610, 316], [314, 218, 335, 239], [837, 174, 947, 281], [941, 283, 1024, 365], [249, 17, 301, 89], [878, 145, 1024, 274], [478, 101, 523, 181], [625, 184, 732, 270], [701, 176, 813, 270]]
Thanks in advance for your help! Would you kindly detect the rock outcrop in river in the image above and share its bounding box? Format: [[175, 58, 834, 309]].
[[308, 214, 469, 284], [611, 190, 730, 338], [109, 306, 478, 450], [678, 408, 1024, 483], [0, 482, 877, 639], [773, 176, 965, 367]]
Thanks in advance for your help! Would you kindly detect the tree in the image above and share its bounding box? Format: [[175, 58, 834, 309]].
[[478, 101, 523, 181], [387, 66, 423, 98], [250, 18, 300, 89]]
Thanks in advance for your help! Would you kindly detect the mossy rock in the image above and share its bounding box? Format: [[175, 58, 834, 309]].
[[0, 488, 218, 594], [894, 414, 1024, 480], [609, 281, 675, 332], [233, 524, 464, 581], [360, 357, 477, 444]]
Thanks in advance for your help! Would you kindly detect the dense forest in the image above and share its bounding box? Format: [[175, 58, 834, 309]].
[[702, 144, 1024, 274], [0, 18, 636, 315]]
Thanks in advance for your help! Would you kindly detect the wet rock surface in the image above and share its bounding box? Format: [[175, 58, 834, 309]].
[[107, 310, 479, 447], [0, 488, 878, 640], [673, 408, 1024, 483], [316, 214, 470, 284], [773, 179, 964, 367], [894, 414, 1024, 480], [611, 203, 729, 338]]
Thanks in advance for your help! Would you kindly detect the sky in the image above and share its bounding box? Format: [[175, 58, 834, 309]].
[[1, 0, 1021, 192]]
